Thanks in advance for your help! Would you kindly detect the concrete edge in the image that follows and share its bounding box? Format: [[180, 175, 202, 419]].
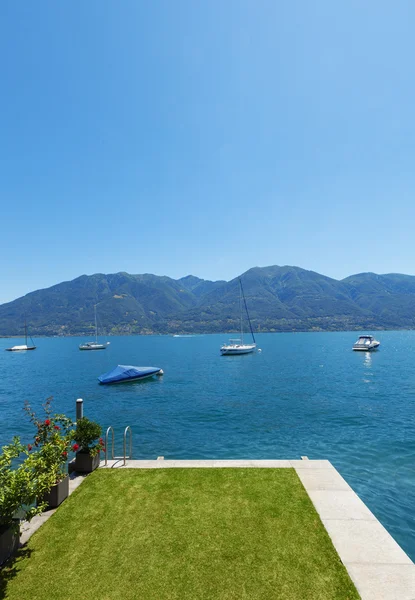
[[100, 458, 334, 469], [294, 462, 415, 600], [100, 459, 293, 468]]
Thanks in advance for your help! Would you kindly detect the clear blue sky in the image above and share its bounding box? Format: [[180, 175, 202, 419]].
[[1, 0, 414, 304]]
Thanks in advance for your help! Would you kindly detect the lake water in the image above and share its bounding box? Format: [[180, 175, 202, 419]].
[[1, 331, 414, 559]]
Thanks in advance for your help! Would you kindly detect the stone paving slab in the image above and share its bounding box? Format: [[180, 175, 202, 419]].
[[289, 459, 333, 469], [20, 513, 52, 545], [295, 467, 353, 491], [101, 459, 333, 469], [345, 563, 415, 600], [101, 459, 292, 468], [307, 490, 376, 521], [322, 519, 413, 565]]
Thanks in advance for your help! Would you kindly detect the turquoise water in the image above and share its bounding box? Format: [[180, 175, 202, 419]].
[[1, 331, 414, 559]]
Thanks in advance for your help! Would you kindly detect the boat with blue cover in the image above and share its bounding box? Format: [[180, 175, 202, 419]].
[[98, 365, 164, 384]]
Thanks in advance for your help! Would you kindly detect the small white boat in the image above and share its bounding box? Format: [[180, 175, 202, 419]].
[[173, 334, 196, 338], [352, 335, 380, 351], [6, 344, 36, 352], [220, 339, 256, 355], [220, 278, 256, 355], [79, 341, 110, 351], [79, 305, 110, 351], [6, 322, 36, 351]]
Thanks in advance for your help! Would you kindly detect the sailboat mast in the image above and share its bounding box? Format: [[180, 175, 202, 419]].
[[94, 305, 98, 343], [239, 283, 243, 343], [239, 278, 256, 344], [25, 320, 28, 346]]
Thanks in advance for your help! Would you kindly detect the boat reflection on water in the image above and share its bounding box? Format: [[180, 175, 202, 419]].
[[364, 352, 372, 368]]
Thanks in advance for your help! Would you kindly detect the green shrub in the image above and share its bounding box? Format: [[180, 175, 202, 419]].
[[24, 398, 75, 484], [73, 418, 104, 457], [0, 438, 55, 528]]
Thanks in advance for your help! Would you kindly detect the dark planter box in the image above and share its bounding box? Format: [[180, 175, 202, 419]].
[[75, 452, 100, 473], [42, 476, 69, 509], [0, 523, 19, 566]]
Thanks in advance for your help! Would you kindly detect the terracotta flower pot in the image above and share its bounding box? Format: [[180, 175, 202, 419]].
[[74, 451, 100, 473], [0, 522, 20, 566]]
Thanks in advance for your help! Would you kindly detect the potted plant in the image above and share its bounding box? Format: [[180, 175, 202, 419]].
[[24, 398, 75, 509], [73, 417, 105, 473], [0, 438, 55, 566]]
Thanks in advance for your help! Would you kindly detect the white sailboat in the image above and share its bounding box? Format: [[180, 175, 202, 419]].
[[220, 279, 256, 355], [79, 305, 110, 351], [5, 322, 36, 351]]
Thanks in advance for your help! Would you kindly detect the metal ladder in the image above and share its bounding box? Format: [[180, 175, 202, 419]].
[[104, 426, 133, 466]]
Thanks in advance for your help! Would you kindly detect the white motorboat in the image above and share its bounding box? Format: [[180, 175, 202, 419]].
[[220, 278, 257, 355], [79, 305, 110, 351], [352, 335, 380, 351], [6, 322, 36, 351]]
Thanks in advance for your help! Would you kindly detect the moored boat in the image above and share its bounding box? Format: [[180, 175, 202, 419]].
[[79, 305, 110, 351], [352, 335, 380, 351], [220, 339, 256, 355], [98, 365, 164, 384], [5, 322, 36, 351], [79, 341, 110, 351], [5, 344, 36, 352], [220, 278, 257, 355]]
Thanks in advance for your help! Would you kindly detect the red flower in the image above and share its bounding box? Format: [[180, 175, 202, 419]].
[[44, 419, 51, 426], [101, 447, 106, 452], [54, 425, 60, 430], [27, 444, 32, 451], [72, 443, 79, 451], [62, 451, 68, 457]]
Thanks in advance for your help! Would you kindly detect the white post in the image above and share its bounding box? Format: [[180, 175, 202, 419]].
[[76, 398, 83, 421]]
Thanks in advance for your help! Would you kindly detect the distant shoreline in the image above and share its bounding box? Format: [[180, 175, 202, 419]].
[[1, 327, 414, 339]]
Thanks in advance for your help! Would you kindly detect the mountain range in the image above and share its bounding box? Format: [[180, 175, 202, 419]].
[[1, 265, 415, 336]]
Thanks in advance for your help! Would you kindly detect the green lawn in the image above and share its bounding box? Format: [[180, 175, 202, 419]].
[[1, 469, 360, 600]]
